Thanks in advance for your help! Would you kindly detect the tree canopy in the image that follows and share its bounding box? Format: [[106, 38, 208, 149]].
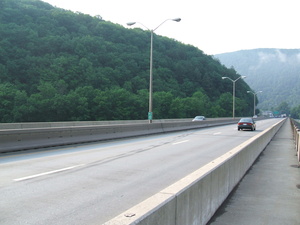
[[0, 0, 254, 122]]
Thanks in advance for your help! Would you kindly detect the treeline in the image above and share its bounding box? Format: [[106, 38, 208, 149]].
[[0, 0, 254, 122], [275, 101, 300, 119], [0, 82, 249, 122], [291, 105, 300, 119]]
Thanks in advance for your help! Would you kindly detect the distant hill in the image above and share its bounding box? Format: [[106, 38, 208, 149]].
[[215, 48, 300, 110], [0, 0, 253, 122]]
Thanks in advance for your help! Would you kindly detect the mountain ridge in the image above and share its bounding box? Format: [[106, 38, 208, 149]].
[[215, 48, 300, 110]]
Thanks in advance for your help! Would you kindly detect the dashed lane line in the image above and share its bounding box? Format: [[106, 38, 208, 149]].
[[14, 164, 85, 181], [172, 140, 189, 145]]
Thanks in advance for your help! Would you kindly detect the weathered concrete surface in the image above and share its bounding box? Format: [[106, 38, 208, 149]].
[[103, 119, 285, 225], [208, 119, 300, 225], [0, 119, 236, 152]]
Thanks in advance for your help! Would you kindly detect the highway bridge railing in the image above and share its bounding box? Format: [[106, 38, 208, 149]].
[[290, 118, 300, 165]]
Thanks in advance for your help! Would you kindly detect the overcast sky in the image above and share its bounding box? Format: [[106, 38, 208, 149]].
[[42, 0, 300, 55]]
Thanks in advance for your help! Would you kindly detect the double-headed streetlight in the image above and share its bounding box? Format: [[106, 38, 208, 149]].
[[247, 90, 262, 116], [222, 76, 246, 118], [127, 18, 181, 123]]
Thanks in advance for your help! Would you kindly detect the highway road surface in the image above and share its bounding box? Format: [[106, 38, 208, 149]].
[[0, 118, 283, 225]]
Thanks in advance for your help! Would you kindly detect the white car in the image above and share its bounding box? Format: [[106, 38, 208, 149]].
[[192, 116, 206, 121]]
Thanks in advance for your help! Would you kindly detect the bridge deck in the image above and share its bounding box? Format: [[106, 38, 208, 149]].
[[208, 119, 300, 225]]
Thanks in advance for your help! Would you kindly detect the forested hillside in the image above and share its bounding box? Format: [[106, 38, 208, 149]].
[[0, 0, 253, 122], [215, 49, 300, 111]]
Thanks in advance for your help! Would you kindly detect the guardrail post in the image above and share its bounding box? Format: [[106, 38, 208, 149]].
[[297, 130, 300, 165], [289, 118, 299, 166], [295, 125, 298, 149]]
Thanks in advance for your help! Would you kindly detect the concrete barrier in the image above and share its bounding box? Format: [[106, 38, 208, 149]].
[[0, 119, 237, 153], [0, 118, 235, 129], [103, 119, 285, 225], [290, 119, 300, 164], [0, 119, 182, 129]]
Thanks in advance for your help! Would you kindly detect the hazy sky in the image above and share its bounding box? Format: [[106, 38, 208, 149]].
[[42, 0, 300, 55]]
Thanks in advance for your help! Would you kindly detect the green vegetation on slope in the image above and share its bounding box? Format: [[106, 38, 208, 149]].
[[215, 49, 300, 117], [0, 0, 253, 122]]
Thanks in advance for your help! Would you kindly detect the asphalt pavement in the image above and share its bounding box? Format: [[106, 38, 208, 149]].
[[208, 118, 300, 225]]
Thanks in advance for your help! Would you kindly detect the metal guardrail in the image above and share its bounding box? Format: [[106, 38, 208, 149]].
[[290, 118, 300, 165]]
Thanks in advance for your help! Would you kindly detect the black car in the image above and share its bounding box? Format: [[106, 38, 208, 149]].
[[237, 118, 256, 131]]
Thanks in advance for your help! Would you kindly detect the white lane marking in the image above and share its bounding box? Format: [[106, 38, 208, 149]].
[[14, 164, 85, 182], [213, 132, 221, 135], [172, 140, 189, 145]]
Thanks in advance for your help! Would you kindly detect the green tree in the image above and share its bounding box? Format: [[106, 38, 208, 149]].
[[191, 90, 211, 116], [275, 101, 290, 116], [153, 91, 174, 119], [291, 105, 300, 119], [169, 97, 186, 118], [134, 89, 149, 119], [235, 98, 249, 117], [216, 93, 233, 117], [0, 83, 18, 122], [93, 88, 136, 120], [12, 90, 28, 122]]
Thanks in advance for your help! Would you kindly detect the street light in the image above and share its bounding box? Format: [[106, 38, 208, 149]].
[[247, 90, 262, 116], [222, 76, 246, 118], [127, 18, 181, 123]]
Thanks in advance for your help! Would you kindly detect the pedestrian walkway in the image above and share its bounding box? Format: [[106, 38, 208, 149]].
[[208, 119, 300, 225]]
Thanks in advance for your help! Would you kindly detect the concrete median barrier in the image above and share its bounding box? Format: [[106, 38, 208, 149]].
[[0, 119, 237, 153]]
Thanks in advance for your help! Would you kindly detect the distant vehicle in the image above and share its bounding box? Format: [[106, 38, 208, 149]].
[[192, 116, 206, 121], [253, 115, 258, 118], [237, 118, 256, 131]]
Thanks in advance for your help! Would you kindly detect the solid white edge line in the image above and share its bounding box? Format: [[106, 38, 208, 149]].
[[14, 164, 85, 181]]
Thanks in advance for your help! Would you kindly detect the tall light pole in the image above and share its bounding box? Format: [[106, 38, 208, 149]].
[[247, 90, 262, 116], [222, 76, 246, 118], [127, 18, 181, 123]]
